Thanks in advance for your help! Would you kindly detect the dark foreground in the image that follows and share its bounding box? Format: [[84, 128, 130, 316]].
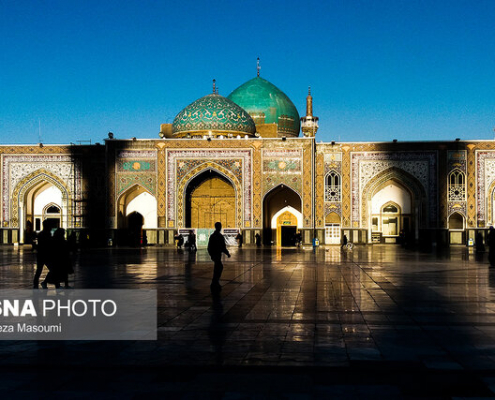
[[1, 244, 495, 399]]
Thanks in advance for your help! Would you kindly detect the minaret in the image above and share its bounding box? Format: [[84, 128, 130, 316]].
[[300, 87, 319, 137]]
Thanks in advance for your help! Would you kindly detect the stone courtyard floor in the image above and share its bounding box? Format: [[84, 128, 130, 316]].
[[1, 244, 495, 398]]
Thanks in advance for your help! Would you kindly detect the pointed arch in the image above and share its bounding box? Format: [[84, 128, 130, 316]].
[[262, 184, 302, 246], [116, 184, 156, 229], [10, 169, 71, 244], [177, 162, 242, 228], [325, 170, 341, 202], [361, 167, 427, 229]]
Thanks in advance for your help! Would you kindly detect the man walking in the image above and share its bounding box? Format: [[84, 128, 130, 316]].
[[208, 222, 230, 292]]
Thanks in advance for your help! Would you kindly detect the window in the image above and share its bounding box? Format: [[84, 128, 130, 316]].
[[325, 171, 341, 202], [448, 170, 466, 202]]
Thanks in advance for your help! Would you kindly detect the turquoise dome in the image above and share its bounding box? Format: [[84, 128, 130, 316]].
[[172, 93, 256, 136], [227, 77, 300, 136]]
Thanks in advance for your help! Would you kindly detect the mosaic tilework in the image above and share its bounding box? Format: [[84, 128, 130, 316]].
[[475, 150, 495, 225], [315, 152, 325, 227], [322, 152, 343, 225], [302, 143, 313, 226], [262, 149, 303, 202], [325, 202, 342, 218], [351, 151, 437, 228], [115, 150, 157, 196], [2, 154, 80, 226], [166, 149, 252, 228], [252, 142, 263, 227], [447, 151, 467, 219]]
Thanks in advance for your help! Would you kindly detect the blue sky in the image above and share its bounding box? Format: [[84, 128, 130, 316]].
[[1, 0, 494, 144]]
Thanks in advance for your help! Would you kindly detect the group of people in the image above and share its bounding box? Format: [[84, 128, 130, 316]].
[[33, 221, 74, 289], [175, 230, 197, 251]]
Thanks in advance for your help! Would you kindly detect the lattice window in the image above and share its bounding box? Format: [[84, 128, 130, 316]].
[[325, 171, 341, 202], [448, 170, 466, 201]]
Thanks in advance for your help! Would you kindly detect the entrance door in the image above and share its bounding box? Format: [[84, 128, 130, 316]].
[[281, 226, 297, 246], [325, 224, 341, 244]]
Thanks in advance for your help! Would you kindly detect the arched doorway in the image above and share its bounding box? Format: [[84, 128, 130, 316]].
[[185, 170, 236, 228], [271, 206, 303, 246], [23, 182, 64, 243], [370, 181, 414, 244], [362, 167, 427, 245], [448, 213, 465, 244], [263, 185, 301, 246], [117, 185, 156, 245]]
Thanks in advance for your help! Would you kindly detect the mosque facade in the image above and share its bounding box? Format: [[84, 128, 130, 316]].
[[2, 72, 495, 248]]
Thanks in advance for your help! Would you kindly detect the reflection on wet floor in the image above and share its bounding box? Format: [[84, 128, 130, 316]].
[[1, 244, 495, 397]]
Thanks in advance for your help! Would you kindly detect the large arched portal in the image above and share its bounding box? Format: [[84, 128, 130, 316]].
[[263, 185, 302, 246], [22, 182, 64, 244], [185, 170, 236, 228]]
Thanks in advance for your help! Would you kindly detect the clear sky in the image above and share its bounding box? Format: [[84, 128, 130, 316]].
[[1, 0, 494, 144]]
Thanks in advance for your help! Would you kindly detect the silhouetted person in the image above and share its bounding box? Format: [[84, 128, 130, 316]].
[[295, 232, 302, 247], [476, 232, 485, 253], [175, 233, 184, 250], [236, 232, 243, 248], [488, 226, 495, 267], [255, 233, 261, 247], [33, 220, 52, 288], [189, 230, 197, 252], [208, 222, 230, 292], [43, 228, 73, 288], [341, 234, 348, 250]]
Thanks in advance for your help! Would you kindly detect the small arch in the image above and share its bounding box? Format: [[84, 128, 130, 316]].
[[448, 169, 466, 202], [325, 170, 341, 202], [448, 212, 464, 230], [325, 212, 341, 224]]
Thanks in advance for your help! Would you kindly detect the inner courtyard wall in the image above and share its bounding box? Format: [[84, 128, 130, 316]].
[[1, 139, 495, 248]]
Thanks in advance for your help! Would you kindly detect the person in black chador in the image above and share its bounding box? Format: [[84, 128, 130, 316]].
[[46, 228, 74, 288], [255, 233, 261, 247], [341, 234, 348, 250], [476, 232, 485, 253], [189, 230, 197, 252], [208, 222, 230, 292], [175, 233, 184, 250], [235, 232, 243, 248], [33, 220, 52, 288], [488, 226, 495, 267]]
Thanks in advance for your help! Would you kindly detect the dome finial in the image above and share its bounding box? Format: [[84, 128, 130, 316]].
[[257, 57, 261, 77], [212, 79, 216, 94]]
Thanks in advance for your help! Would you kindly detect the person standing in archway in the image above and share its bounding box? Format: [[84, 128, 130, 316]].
[[208, 222, 230, 292]]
